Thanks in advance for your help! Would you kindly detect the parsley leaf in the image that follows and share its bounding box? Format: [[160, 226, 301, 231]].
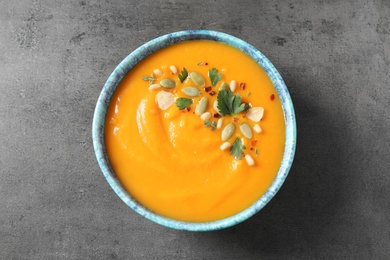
[[142, 73, 156, 85], [217, 89, 233, 116], [217, 90, 249, 116], [176, 97, 193, 110], [204, 120, 217, 130], [232, 93, 248, 114], [208, 68, 222, 86], [230, 138, 246, 160], [178, 67, 188, 83]]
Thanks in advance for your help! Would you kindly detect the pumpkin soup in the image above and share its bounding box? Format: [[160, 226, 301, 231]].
[[105, 40, 285, 222]]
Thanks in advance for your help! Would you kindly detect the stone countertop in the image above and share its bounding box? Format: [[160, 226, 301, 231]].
[[1, 0, 389, 259]]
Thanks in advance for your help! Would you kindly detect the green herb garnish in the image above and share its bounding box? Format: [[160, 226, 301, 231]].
[[197, 62, 203, 66], [176, 97, 193, 110], [142, 73, 156, 85], [204, 120, 217, 130], [208, 68, 222, 86], [178, 67, 188, 83], [255, 148, 258, 157], [247, 92, 251, 96], [230, 138, 246, 160], [217, 90, 249, 116]]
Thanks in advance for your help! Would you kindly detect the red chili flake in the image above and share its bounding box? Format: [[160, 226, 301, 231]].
[[251, 140, 258, 146], [186, 107, 191, 112], [233, 118, 240, 123], [250, 147, 254, 150], [239, 83, 246, 90], [270, 94, 275, 101], [205, 62, 208, 65], [209, 91, 216, 96], [204, 86, 212, 92], [213, 113, 221, 118]]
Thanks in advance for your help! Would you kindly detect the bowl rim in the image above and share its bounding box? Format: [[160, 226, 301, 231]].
[[92, 30, 296, 231]]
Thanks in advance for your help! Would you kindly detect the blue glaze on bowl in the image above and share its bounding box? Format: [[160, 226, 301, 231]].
[[92, 30, 296, 231]]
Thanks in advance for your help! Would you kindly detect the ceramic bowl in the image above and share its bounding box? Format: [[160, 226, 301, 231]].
[[92, 30, 296, 231]]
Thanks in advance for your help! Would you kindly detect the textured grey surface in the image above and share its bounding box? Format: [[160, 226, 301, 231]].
[[1, 0, 389, 259]]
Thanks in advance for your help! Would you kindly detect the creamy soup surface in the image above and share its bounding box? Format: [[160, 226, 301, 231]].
[[105, 40, 285, 222]]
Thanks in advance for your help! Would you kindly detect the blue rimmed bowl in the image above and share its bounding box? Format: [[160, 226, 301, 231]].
[[92, 30, 296, 231]]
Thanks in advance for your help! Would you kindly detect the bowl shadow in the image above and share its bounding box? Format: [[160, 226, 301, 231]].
[[190, 70, 349, 257]]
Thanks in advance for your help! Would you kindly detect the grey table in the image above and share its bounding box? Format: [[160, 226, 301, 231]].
[[1, 0, 389, 259]]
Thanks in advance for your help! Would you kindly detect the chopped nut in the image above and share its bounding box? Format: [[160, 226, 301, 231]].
[[220, 142, 232, 151], [200, 112, 211, 121], [153, 69, 163, 77], [155, 90, 175, 110], [245, 154, 255, 166], [148, 84, 161, 91], [217, 118, 223, 129], [169, 65, 177, 74], [230, 80, 237, 92], [246, 107, 264, 122], [253, 124, 262, 133]]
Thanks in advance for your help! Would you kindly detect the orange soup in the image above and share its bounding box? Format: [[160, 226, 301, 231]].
[[105, 40, 285, 222]]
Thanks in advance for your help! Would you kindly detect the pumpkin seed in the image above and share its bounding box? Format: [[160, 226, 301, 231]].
[[220, 142, 232, 151], [182, 87, 201, 97], [213, 100, 221, 115], [155, 90, 175, 110], [230, 80, 237, 92], [190, 72, 205, 87], [240, 123, 253, 139], [220, 82, 230, 90], [221, 123, 235, 141], [246, 107, 264, 122], [253, 124, 262, 133], [195, 97, 208, 115], [245, 154, 255, 166], [160, 78, 176, 89]]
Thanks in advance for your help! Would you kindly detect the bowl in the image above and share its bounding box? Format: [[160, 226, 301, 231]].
[[92, 30, 296, 231]]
